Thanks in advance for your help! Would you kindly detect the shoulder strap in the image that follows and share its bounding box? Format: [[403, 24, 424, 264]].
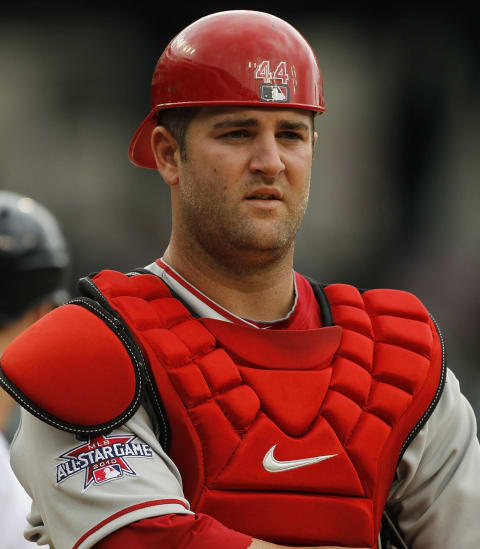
[[305, 276, 334, 326]]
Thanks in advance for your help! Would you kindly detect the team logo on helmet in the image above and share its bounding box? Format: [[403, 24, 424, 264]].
[[259, 83, 290, 103], [56, 433, 152, 491]]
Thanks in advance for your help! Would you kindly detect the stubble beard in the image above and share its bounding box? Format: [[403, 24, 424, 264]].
[[176, 171, 310, 272]]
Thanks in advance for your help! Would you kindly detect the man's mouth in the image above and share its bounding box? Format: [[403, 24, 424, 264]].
[[245, 188, 282, 200], [246, 194, 278, 200]]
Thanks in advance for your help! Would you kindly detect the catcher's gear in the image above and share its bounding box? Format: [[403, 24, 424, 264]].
[[1, 269, 444, 547], [129, 10, 325, 169]]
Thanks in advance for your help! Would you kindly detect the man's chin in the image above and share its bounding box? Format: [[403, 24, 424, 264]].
[[229, 233, 295, 261]]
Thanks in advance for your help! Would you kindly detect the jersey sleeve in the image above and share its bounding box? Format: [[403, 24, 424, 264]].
[[387, 367, 480, 547], [0, 434, 32, 549], [10, 405, 193, 549], [92, 513, 252, 549]]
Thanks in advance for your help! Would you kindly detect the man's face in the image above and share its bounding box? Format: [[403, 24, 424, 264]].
[[172, 106, 316, 267]]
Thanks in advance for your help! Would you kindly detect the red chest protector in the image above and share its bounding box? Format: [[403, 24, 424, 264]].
[[0, 270, 444, 547]]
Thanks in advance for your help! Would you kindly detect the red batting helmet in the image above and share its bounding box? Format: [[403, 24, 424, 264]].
[[129, 10, 325, 169]]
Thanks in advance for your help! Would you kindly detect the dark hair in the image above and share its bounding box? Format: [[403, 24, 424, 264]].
[[156, 107, 201, 160]]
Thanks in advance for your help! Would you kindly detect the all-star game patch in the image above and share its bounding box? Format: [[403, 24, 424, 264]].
[[56, 434, 152, 491]]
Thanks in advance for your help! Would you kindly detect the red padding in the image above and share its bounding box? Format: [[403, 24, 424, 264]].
[[92, 513, 252, 549], [200, 319, 342, 369], [1, 304, 136, 426]]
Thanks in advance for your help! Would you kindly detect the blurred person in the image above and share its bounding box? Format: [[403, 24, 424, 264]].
[[1, 10, 479, 549], [0, 190, 70, 548]]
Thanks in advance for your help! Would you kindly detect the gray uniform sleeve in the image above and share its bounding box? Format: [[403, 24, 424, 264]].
[[10, 405, 193, 549], [0, 434, 33, 549], [387, 367, 480, 548]]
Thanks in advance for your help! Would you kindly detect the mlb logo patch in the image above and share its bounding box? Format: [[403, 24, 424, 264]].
[[259, 83, 290, 103], [93, 463, 123, 484]]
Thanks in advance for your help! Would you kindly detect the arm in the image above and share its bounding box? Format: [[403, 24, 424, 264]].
[[0, 433, 32, 549], [249, 540, 368, 549], [387, 368, 480, 548], [10, 405, 194, 548], [93, 514, 368, 549]]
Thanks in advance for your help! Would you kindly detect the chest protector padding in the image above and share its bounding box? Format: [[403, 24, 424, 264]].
[[90, 270, 443, 548]]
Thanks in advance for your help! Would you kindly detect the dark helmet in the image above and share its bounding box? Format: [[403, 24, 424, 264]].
[[0, 191, 70, 324]]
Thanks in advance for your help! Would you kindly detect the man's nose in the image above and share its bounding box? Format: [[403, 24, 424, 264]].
[[249, 136, 285, 178]]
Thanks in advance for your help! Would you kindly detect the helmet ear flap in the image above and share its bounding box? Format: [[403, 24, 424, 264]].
[[129, 10, 325, 169]]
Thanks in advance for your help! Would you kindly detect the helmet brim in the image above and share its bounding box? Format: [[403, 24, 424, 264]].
[[129, 102, 325, 170]]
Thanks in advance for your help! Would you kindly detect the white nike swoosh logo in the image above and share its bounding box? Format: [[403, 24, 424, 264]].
[[262, 444, 337, 473]]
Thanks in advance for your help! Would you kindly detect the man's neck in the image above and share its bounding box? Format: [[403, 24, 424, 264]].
[[162, 243, 295, 322]]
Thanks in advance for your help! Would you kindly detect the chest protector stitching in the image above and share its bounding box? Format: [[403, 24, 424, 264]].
[[86, 270, 443, 548]]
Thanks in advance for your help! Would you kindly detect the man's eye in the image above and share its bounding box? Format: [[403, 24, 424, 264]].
[[222, 129, 250, 139], [278, 131, 302, 140]]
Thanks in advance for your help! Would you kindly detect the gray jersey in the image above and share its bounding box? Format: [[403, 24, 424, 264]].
[[0, 433, 32, 549], [9, 262, 480, 548], [12, 406, 192, 549]]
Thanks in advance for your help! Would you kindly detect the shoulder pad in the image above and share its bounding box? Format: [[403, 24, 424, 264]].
[[0, 299, 144, 436]]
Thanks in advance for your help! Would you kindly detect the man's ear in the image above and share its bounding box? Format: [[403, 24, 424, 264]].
[[151, 126, 181, 186], [313, 130, 318, 150]]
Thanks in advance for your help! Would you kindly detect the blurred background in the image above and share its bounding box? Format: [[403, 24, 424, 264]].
[[1, 3, 479, 420]]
